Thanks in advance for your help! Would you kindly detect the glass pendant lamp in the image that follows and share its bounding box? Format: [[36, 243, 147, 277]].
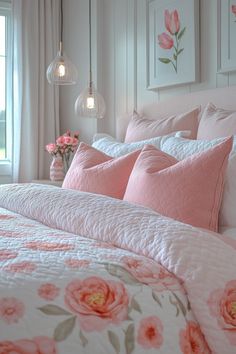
[[46, 0, 78, 85], [74, 0, 106, 118]]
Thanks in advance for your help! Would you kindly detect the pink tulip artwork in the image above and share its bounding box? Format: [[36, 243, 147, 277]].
[[158, 9, 186, 73], [232, 5, 236, 21]]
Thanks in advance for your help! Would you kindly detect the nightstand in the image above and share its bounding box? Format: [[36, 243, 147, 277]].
[[31, 179, 63, 187]]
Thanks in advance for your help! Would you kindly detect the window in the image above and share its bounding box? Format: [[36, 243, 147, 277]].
[[0, 0, 12, 180]]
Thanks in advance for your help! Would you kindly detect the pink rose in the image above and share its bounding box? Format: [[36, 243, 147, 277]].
[[64, 276, 129, 331], [232, 5, 236, 16], [122, 256, 182, 292], [179, 321, 210, 354], [165, 9, 180, 35], [72, 137, 79, 146], [0, 337, 57, 354], [56, 136, 65, 147], [158, 32, 174, 49], [208, 280, 236, 345], [137, 316, 163, 349], [46, 143, 57, 154], [38, 283, 60, 301], [63, 136, 74, 145], [0, 297, 24, 324]]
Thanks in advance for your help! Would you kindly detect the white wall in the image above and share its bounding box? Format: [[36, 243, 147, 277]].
[[61, 0, 236, 142]]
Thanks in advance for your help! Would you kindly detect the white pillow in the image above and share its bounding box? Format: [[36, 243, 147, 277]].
[[92, 131, 190, 158], [93, 133, 114, 143], [161, 136, 236, 229]]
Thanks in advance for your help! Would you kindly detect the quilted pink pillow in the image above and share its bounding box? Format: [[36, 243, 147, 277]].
[[62, 143, 140, 199], [197, 103, 236, 140], [124, 137, 233, 231], [125, 107, 200, 143]]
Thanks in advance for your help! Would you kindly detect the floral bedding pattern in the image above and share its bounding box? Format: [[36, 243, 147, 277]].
[[0, 184, 235, 353], [0, 208, 201, 353]]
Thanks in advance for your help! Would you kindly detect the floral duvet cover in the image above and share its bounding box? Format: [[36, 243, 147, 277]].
[[0, 184, 235, 354]]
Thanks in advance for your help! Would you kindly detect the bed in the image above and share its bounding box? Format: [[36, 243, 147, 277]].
[[1, 86, 236, 354]]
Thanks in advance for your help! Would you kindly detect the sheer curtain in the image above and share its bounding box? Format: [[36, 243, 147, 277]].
[[12, 0, 60, 182]]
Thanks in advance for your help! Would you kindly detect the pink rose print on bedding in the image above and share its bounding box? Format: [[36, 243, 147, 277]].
[[208, 280, 236, 345], [0, 249, 18, 261], [65, 259, 90, 269], [0, 230, 23, 238], [4, 261, 36, 273], [64, 276, 129, 332], [91, 241, 116, 249], [0, 336, 57, 354], [137, 316, 163, 349], [179, 321, 211, 354], [0, 297, 24, 324], [38, 284, 60, 301], [122, 256, 182, 292], [0, 214, 15, 220], [25, 241, 74, 252]]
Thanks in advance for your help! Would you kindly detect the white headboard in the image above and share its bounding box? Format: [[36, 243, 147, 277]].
[[116, 86, 236, 140]]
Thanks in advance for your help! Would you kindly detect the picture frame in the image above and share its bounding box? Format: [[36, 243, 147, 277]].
[[218, 0, 236, 73], [147, 0, 199, 90]]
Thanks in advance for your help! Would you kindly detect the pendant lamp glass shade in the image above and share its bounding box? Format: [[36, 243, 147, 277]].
[[47, 42, 78, 85], [75, 82, 106, 119], [46, 0, 78, 85], [74, 0, 106, 118]]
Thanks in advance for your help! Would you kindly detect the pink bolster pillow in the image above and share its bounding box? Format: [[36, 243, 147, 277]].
[[125, 107, 200, 143], [62, 142, 140, 199], [124, 137, 233, 232]]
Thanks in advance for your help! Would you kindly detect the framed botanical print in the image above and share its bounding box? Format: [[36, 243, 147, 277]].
[[218, 0, 236, 73], [147, 0, 199, 89]]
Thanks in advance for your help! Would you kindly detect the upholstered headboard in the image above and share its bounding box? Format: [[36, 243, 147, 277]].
[[116, 86, 236, 140]]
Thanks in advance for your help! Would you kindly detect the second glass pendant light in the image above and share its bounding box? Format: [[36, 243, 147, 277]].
[[74, 0, 106, 118]]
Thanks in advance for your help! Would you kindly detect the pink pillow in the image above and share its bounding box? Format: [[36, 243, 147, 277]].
[[197, 103, 236, 140], [124, 137, 233, 231], [124, 108, 200, 143], [62, 143, 140, 199]]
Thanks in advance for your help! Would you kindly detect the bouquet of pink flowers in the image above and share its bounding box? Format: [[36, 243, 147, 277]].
[[46, 131, 79, 171]]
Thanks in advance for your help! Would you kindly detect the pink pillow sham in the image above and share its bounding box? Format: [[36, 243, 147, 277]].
[[124, 107, 200, 143], [124, 137, 233, 232], [62, 143, 140, 199], [197, 103, 236, 140]]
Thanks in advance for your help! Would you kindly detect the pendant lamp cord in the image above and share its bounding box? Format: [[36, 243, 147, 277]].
[[59, 0, 63, 53], [89, 0, 92, 87]]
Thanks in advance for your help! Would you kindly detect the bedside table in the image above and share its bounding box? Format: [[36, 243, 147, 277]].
[[32, 179, 63, 187]]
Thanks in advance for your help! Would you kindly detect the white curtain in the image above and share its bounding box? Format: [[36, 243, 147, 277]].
[[12, 0, 60, 182]]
